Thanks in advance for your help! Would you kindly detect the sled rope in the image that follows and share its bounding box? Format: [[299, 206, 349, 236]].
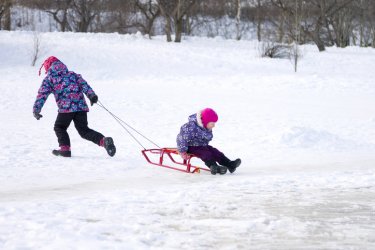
[[96, 100, 161, 150]]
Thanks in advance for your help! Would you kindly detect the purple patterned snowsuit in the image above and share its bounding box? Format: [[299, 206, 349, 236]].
[[33, 60, 104, 147], [176, 113, 230, 166]]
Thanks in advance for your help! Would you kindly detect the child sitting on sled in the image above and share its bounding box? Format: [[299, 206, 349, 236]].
[[177, 108, 241, 175], [33, 56, 116, 157]]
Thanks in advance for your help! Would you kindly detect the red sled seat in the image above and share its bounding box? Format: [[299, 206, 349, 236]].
[[142, 148, 210, 173]]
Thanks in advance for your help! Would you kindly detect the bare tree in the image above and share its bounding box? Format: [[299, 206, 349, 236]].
[[0, 0, 12, 30], [255, 0, 265, 41], [292, 0, 302, 72], [271, 0, 323, 51], [134, 0, 160, 38], [47, 0, 73, 32], [329, 6, 354, 47], [157, 0, 173, 41], [187, 0, 230, 38], [357, 0, 368, 46], [355, 0, 375, 47], [315, 0, 357, 48], [0, 1, 5, 29], [242, 0, 272, 42], [235, 0, 242, 40], [271, 0, 355, 51], [31, 32, 41, 66], [174, 0, 197, 42], [266, 1, 294, 43], [371, 1, 375, 47], [96, 0, 135, 34], [157, 0, 197, 42], [70, 0, 101, 32], [26, 0, 73, 32]]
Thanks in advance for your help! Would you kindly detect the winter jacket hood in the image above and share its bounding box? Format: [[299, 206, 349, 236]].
[[48, 60, 69, 76], [188, 113, 204, 128]]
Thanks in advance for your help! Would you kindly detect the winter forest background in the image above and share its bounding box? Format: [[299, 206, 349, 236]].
[[1, 0, 375, 51]]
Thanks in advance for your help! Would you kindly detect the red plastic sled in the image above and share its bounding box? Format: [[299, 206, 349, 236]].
[[141, 148, 210, 173]]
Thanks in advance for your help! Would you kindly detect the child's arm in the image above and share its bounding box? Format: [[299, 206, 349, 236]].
[[177, 123, 195, 153], [177, 134, 189, 153], [33, 78, 52, 113], [76, 74, 96, 98]]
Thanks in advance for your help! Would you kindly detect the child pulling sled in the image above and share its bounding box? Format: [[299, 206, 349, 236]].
[[33, 56, 116, 157]]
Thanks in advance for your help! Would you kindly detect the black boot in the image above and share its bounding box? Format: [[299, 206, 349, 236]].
[[52, 149, 71, 157], [227, 158, 241, 173], [103, 137, 116, 157], [208, 162, 227, 175], [209, 163, 218, 175], [218, 165, 228, 175]]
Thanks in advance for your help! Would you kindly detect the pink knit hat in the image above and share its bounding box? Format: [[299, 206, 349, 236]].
[[201, 108, 218, 128], [39, 56, 59, 76]]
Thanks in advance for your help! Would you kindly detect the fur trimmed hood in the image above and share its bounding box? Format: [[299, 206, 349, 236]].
[[188, 112, 205, 128]]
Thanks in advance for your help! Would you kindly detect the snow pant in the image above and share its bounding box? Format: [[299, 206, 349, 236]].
[[187, 145, 231, 167], [54, 111, 104, 147]]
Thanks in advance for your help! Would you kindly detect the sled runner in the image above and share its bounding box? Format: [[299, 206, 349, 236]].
[[142, 148, 210, 173]]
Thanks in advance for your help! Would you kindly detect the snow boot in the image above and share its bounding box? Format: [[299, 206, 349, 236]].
[[103, 137, 116, 157], [209, 163, 227, 175], [218, 165, 228, 175], [52, 146, 71, 157], [227, 158, 241, 173], [209, 164, 218, 175]]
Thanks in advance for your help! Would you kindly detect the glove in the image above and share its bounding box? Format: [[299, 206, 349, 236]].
[[89, 94, 98, 106], [33, 112, 43, 120], [179, 152, 190, 160]]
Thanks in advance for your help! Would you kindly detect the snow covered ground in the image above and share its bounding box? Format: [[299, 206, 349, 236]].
[[0, 31, 375, 249]]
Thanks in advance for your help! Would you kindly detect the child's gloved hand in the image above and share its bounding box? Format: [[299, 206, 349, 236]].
[[179, 152, 189, 160], [33, 112, 43, 120], [89, 94, 98, 106]]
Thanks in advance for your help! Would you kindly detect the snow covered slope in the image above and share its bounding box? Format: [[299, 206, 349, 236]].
[[0, 31, 374, 249]]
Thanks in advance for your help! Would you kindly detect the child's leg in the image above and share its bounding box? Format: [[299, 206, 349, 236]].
[[188, 146, 228, 175], [54, 113, 74, 147], [187, 146, 215, 165], [188, 146, 231, 165], [206, 145, 231, 166], [73, 112, 104, 145], [208, 146, 241, 173]]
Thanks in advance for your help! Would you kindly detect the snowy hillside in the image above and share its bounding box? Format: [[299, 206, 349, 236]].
[[0, 31, 375, 249]]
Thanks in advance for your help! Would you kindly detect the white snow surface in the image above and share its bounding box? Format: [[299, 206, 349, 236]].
[[0, 31, 375, 249]]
